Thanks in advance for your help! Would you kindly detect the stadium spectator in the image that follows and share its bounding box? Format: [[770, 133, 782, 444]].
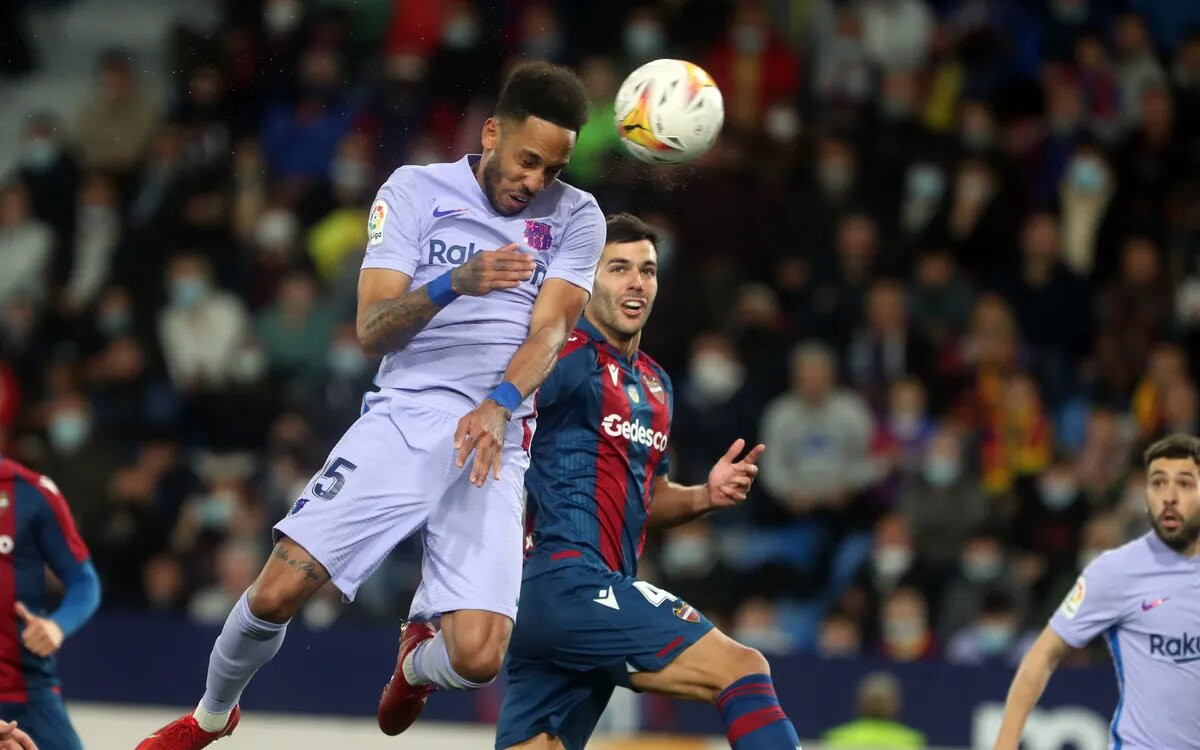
[[758, 342, 877, 518], [821, 671, 925, 748], [0, 181, 53, 311], [72, 49, 161, 177], [944, 590, 1031, 667], [879, 586, 935, 662]]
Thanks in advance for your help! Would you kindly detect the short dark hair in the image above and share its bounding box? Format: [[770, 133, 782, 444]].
[[605, 213, 658, 247], [495, 61, 588, 133], [1144, 433, 1200, 470]]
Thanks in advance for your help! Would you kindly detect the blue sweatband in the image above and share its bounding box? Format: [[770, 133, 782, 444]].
[[426, 271, 459, 307], [486, 382, 522, 413]]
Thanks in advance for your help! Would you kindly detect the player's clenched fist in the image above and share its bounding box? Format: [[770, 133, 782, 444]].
[[0, 721, 36, 750], [454, 400, 509, 488], [450, 243, 536, 296], [706, 439, 766, 509], [15, 602, 63, 658]]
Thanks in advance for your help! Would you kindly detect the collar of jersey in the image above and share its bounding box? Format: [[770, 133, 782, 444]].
[[577, 315, 640, 365], [1145, 530, 1200, 565]]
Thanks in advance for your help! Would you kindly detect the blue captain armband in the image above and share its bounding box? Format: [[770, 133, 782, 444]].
[[486, 382, 522, 414], [426, 271, 459, 307]]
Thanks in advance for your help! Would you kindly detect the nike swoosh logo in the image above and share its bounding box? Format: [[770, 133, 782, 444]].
[[1143, 598, 1168, 611], [432, 206, 468, 218]]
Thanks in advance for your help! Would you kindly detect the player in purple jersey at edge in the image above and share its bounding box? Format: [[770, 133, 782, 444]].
[[138, 61, 604, 749], [994, 433, 1200, 750], [495, 214, 802, 750]]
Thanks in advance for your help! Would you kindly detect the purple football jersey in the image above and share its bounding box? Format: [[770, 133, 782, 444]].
[[361, 155, 604, 418], [1050, 532, 1200, 749]]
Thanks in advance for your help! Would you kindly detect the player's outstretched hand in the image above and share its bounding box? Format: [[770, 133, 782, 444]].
[[454, 400, 510, 488], [451, 243, 536, 296], [0, 720, 37, 749], [706, 439, 765, 509], [15, 602, 63, 658]]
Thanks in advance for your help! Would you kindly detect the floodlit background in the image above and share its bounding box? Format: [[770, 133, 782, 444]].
[[4, 0, 1200, 747]]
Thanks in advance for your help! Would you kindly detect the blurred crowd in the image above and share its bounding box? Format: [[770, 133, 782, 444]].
[[2, 0, 1200, 669]]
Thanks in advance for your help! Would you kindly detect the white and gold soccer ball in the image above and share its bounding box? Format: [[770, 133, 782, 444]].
[[614, 58, 725, 165]]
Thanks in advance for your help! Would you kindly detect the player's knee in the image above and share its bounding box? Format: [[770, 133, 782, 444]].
[[449, 641, 506, 684], [715, 643, 771, 696], [246, 580, 303, 623]]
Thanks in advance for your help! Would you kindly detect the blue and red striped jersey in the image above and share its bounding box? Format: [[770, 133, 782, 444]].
[[0, 458, 91, 702], [524, 317, 673, 578]]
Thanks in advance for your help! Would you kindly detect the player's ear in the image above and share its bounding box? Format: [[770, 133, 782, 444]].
[[481, 117, 502, 152]]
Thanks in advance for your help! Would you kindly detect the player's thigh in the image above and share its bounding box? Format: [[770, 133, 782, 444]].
[[273, 390, 460, 601], [629, 627, 770, 703], [22, 694, 81, 750], [496, 658, 613, 750], [409, 430, 530, 622]]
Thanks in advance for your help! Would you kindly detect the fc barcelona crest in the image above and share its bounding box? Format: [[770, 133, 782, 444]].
[[523, 220, 553, 252], [642, 373, 666, 404], [673, 601, 700, 623]]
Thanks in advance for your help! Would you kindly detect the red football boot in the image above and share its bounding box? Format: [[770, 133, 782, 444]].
[[377, 621, 437, 736], [135, 706, 240, 749]]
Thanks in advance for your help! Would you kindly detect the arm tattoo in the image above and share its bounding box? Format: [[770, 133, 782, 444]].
[[272, 544, 328, 583], [360, 288, 441, 355]]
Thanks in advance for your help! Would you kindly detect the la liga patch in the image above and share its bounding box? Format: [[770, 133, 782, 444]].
[[1060, 576, 1086, 620], [367, 199, 388, 246], [673, 601, 700, 623]]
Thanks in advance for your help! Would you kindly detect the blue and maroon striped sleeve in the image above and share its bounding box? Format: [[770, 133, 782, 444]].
[[29, 477, 99, 637], [537, 333, 596, 409]]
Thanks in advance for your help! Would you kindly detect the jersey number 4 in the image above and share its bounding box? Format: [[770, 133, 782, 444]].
[[633, 580, 677, 607], [312, 457, 358, 500]]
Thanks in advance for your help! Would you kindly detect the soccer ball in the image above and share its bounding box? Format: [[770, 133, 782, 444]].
[[614, 59, 725, 165]]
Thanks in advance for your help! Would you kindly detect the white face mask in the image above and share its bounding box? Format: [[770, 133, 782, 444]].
[[873, 546, 913, 578], [264, 0, 302, 36], [688, 353, 744, 404]]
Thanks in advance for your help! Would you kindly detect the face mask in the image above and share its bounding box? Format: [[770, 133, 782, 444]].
[[21, 139, 59, 171], [732, 25, 766, 55], [1039, 478, 1079, 510], [255, 211, 298, 249], [817, 161, 854, 197], [732, 625, 791, 654], [232, 346, 267, 382], [962, 553, 1002, 583], [873, 546, 913, 578], [331, 159, 370, 195], [906, 166, 945, 202], [197, 492, 236, 528], [171, 277, 208, 307], [329, 343, 366, 378], [98, 307, 132, 337], [661, 536, 714, 576], [442, 18, 480, 50], [1068, 158, 1106, 192], [623, 22, 664, 59], [79, 205, 117, 228], [264, 0, 302, 36], [765, 106, 801, 143], [689, 353, 744, 404], [883, 617, 925, 646], [49, 413, 90, 453], [977, 623, 1016, 655], [890, 412, 922, 440], [923, 456, 960, 487]]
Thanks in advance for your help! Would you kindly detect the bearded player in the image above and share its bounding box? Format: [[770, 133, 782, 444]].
[[994, 433, 1200, 749], [494, 213, 802, 750], [138, 61, 604, 748]]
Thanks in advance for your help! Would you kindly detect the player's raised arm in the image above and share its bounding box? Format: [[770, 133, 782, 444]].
[[357, 246, 535, 356], [992, 625, 1073, 749], [455, 277, 590, 486]]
